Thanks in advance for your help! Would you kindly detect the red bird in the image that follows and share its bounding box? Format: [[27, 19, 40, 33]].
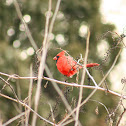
[[53, 51, 100, 77]]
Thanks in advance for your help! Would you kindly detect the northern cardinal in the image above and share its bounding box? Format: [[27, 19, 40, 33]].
[[53, 51, 100, 77]]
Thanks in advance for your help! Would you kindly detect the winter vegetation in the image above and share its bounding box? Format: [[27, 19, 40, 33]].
[[0, 0, 126, 126]]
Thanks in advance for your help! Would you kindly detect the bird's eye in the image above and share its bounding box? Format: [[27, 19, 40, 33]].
[[55, 56, 60, 63], [57, 56, 60, 59]]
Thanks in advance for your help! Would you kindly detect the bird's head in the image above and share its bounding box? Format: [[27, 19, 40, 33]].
[[53, 51, 65, 61]]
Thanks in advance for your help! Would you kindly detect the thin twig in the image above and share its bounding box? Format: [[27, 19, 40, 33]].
[[0, 77, 19, 102], [85, 68, 98, 87], [13, 0, 38, 51], [16, 76, 23, 122], [0, 93, 56, 126], [48, 0, 61, 37], [89, 99, 110, 115], [3, 111, 26, 126], [0, 72, 126, 99], [116, 108, 126, 126], [32, 0, 62, 124], [75, 29, 90, 126], [32, 0, 52, 125], [61, 118, 74, 126], [25, 65, 33, 126], [48, 102, 55, 124]]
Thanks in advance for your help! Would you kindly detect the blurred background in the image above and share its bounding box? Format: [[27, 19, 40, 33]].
[[0, 0, 126, 125]]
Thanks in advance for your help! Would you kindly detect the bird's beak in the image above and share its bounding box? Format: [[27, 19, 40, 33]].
[[53, 56, 57, 60]]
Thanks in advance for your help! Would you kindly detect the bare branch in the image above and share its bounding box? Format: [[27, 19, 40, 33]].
[[75, 29, 90, 126], [0, 72, 126, 99], [116, 108, 126, 126], [13, 0, 38, 51], [3, 111, 26, 126], [25, 65, 33, 126], [32, 0, 52, 125], [32, 0, 62, 125], [48, 102, 55, 124], [0, 93, 56, 126], [89, 99, 110, 115], [0, 77, 19, 101]]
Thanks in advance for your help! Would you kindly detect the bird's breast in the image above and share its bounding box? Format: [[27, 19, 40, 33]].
[[56, 56, 78, 77]]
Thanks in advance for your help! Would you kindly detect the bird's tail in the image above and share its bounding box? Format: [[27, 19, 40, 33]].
[[86, 63, 100, 67]]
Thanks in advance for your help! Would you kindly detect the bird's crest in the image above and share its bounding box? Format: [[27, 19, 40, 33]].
[[56, 50, 65, 57]]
